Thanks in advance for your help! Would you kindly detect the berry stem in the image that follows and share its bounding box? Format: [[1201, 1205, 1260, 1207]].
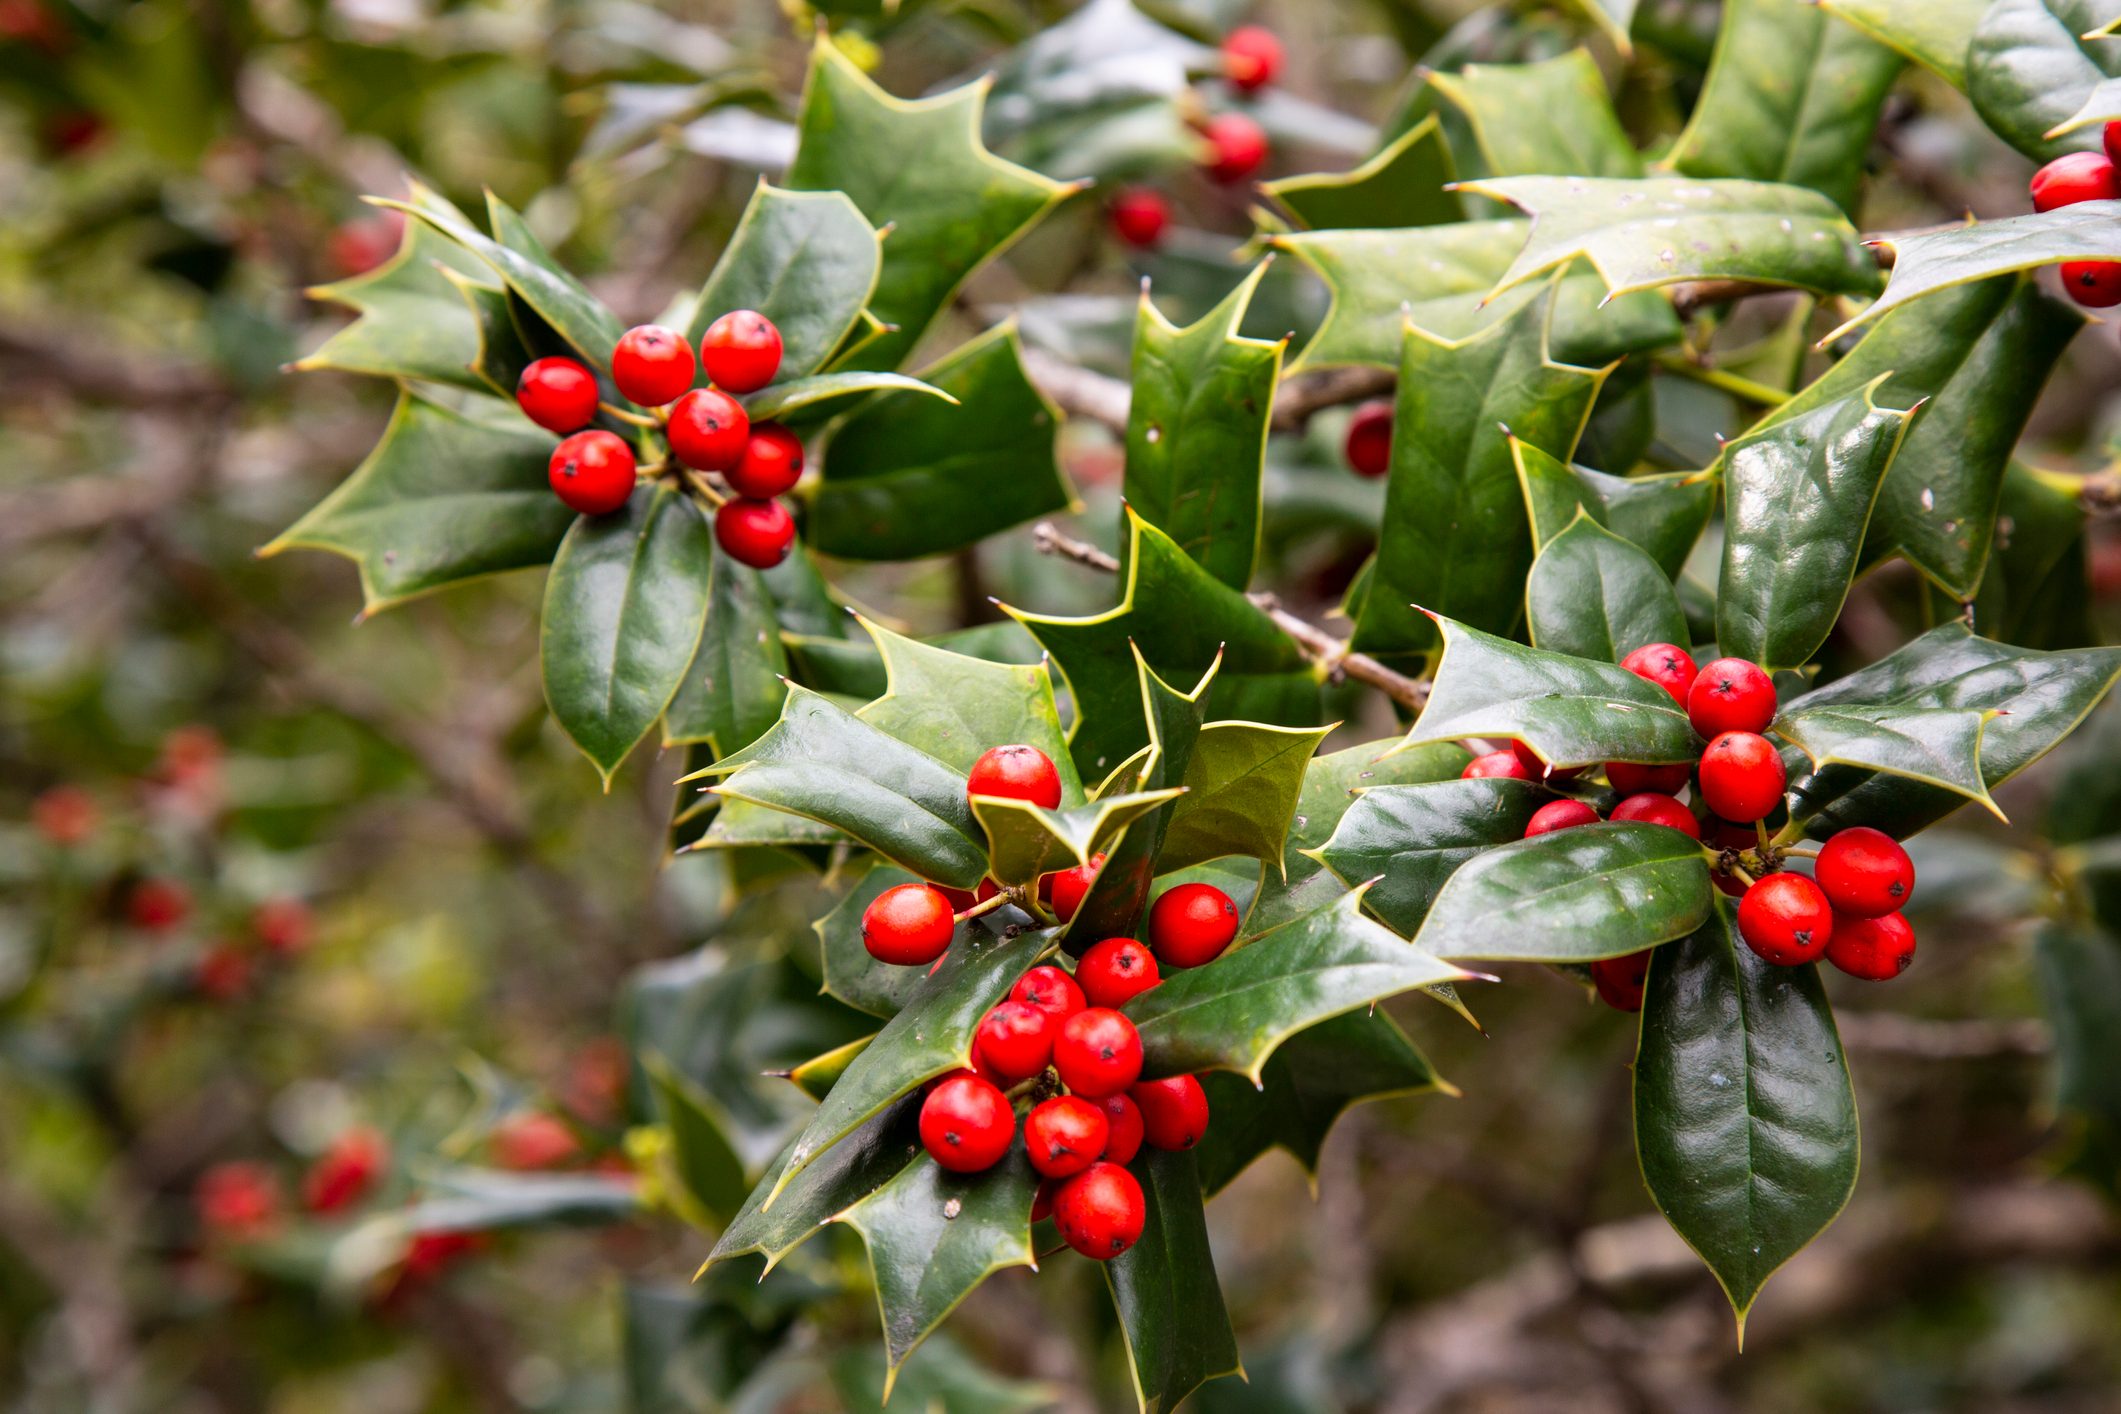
[[1781, 845, 1820, 859], [1768, 818, 1808, 849], [1756, 820, 1774, 852], [600, 402, 660, 428], [1730, 865, 1757, 889], [952, 891, 1012, 924], [680, 470, 727, 509]]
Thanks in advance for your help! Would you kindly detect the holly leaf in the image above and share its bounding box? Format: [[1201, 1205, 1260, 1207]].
[[2032, 922, 2121, 1188], [1966, 0, 2121, 160], [1123, 263, 1283, 590], [971, 789, 1184, 888], [1348, 283, 1608, 671], [1716, 384, 1917, 672], [1399, 615, 1698, 769], [1152, 720, 1335, 876], [1514, 437, 1714, 580], [1962, 461, 2093, 645], [809, 324, 1071, 561], [261, 391, 572, 615], [1312, 778, 1548, 936], [294, 218, 496, 388], [642, 1054, 750, 1223], [1262, 115, 1461, 231], [1567, 0, 1640, 50], [784, 1035, 874, 1102], [1121, 886, 1470, 1081], [743, 371, 951, 421], [1279, 739, 1473, 882], [1105, 1149, 1242, 1414], [853, 615, 1081, 795], [542, 486, 715, 785], [1635, 900, 1858, 1330], [1664, 0, 1903, 214], [685, 183, 882, 381], [708, 1100, 921, 1273], [786, 37, 1075, 371], [1458, 175, 1881, 301], [665, 554, 788, 754], [1775, 703, 2001, 815], [1818, 0, 1987, 87], [1429, 50, 1645, 181], [444, 268, 537, 400], [1412, 822, 1714, 963], [1527, 511, 1688, 663]]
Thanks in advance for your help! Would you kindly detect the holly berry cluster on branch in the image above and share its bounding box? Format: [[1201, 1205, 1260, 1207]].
[[2027, 121, 2121, 307], [1105, 24, 1284, 249], [515, 310, 801, 568]]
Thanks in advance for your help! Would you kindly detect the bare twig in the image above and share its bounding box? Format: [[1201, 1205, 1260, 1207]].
[[1834, 1011, 2049, 1059]]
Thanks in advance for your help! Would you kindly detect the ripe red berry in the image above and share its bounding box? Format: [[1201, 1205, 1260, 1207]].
[[2106, 120, 2121, 169], [1097, 1092, 1145, 1163], [919, 1073, 1015, 1174], [611, 324, 697, 407], [1203, 112, 1268, 183], [1048, 852, 1105, 922], [699, 309, 782, 393], [195, 943, 254, 1001], [715, 497, 795, 569], [1011, 964, 1086, 1023], [1589, 950, 1652, 1012], [975, 1000, 1056, 1082], [967, 744, 1063, 808], [1825, 910, 1916, 981], [1054, 1160, 1146, 1260], [548, 430, 636, 516], [516, 357, 599, 434], [1131, 1074, 1210, 1150], [303, 1127, 389, 1215], [1023, 1095, 1110, 1179], [128, 877, 191, 931], [1814, 826, 1915, 917], [1510, 739, 1583, 780], [1619, 642, 1698, 704], [491, 1112, 581, 1170], [1076, 937, 1160, 1008], [861, 883, 956, 966], [327, 214, 402, 278], [1736, 873, 1834, 966], [1525, 799, 1600, 837], [1687, 658, 1776, 737], [1462, 749, 1531, 781], [1609, 792, 1700, 840], [726, 422, 803, 498], [1607, 760, 1692, 796], [1698, 731, 1786, 823], [251, 897, 315, 955], [1343, 399, 1392, 477], [2061, 261, 2121, 307], [1109, 186, 1170, 248], [2030, 150, 2117, 211], [667, 387, 750, 471], [1147, 883, 1239, 968], [195, 1161, 280, 1239], [31, 784, 97, 845], [1031, 1179, 1056, 1224], [1222, 24, 1283, 92], [1053, 1007, 1143, 1098]]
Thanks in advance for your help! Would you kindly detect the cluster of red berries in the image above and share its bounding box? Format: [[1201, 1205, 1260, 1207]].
[[514, 309, 801, 568], [2028, 123, 2121, 307], [855, 742, 1242, 1260], [1460, 645, 1918, 1007], [1103, 25, 1283, 249]]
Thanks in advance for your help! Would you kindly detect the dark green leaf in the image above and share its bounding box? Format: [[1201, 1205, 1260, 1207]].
[[643, 1053, 750, 1223], [971, 789, 1183, 888], [744, 370, 951, 420], [1817, 0, 1986, 87], [1963, 462, 2092, 644], [829, 1332, 1058, 1413], [1966, 0, 2121, 160], [1430, 50, 1644, 180], [1312, 778, 1546, 936], [1279, 739, 1474, 881], [1515, 436, 1714, 580], [709, 1101, 921, 1272], [665, 554, 788, 753], [2032, 922, 2121, 1188], [854, 615, 1081, 794], [1527, 511, 1689, 662], [686, 183, 882, 380], [1155, 721, 1335, 875], [1775, 702, 2001, 814], [621, 1271, 818, 1414], [1104, 1149, 1242, 1414], [294, 218, 495, 388], [785, 1035, 874, 1103], [1262, 115, 1461, 230]]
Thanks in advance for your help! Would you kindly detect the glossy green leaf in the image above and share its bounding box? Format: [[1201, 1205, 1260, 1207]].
[[1312, 778, 1547, 936], [1400, 615, 1698, 768], [809, 324, 1071, 561], [542, 486, 715, 784], [1460, 176, 1881, 301], [1105, 1149, 1242, 1414], [1776, 702, 2000, 814], [686, 183, 882, 380], [1635, 900, 1858, 1328], [698, 687, 987, 888], [1514, 437, 1714, 579], [2048, 73, 2121, 139], [445, 269, 537, 400], [1348, 284, 1607, 670], [1430, 51, 1644, 181], [743, 371, 950, 420], [971, 788, 1182, 888], [1123, 264, 1283, 590], [785, 1035, 874, 1102], [621, 1270, 817, 1414], [1262, 115, 1461, 231], [1665, 0, 1903, 213], [1716, 385, 1916, 672], [295, 218, 495, 388], [1153, 720, 1335, 876], [830, 1332, 1058, 1413], [643, 1053, 750, 1223], [664, 555, 788, 753], [1567, 0, 1640, 50], [1122, 886, 1469, 1081], [1527, 511, 1689, 662], [1413, 822, 1714, 962], [708, 1100, 919, 1273], [786, 38, 1074, 371], [1818, 0, 1987, 87], [262, 392, 572, 614], [1279, 739, 1473, 882], [854, 615, 1081, 795], [1966, 0, 2121, 159], [1962, 462, 2092, 644], [2032, 922, 2121, 1187], [982, 0, 1204, 153]]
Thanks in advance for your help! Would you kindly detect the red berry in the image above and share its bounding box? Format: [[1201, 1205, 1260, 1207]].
[[1098, 1092, 1145, 1164], [127, 877, 191, 931], [726, 422, 803, 498], [1706, 818, 1757, 897], [1131, 1074, 1209, 1150], [1825, 910, 1916, 981], [1698, 731, 1786, 823], [327, 214, 403, 278], [1589, 950, 1652, 1012], [715, 497, 795, 569], [492, 1112, 580, 1170], [1147, 882, 1239, 968], [2061, 261, 2121, 307], [1203, 112, 1268, 183], [548, 430, 636, 516], [31, 785, 97, 845], [1048, 853, 1105, 922], [1815, 826, 1915, 917], [861, 883, 956, 966], [1462, 749, 1531, 781], [1109, 186, 1170, 248], [611, 324, 697, 407], [303, 1127, 389, 1215], [251, 897, 315, 956], [667, 387, 750, 471], [2030, 150, 2117, 212], [1736, 873, 1834, 966], [919, 1073, 1014, 1173], [1053, 1007, 1143, 1098], [1031, 1179, 1056, 1224], [516, 357, 599, 434], [195, 943, 253, 1001], [1620, 642, 1699, 705], [1608, 792, 1700, 840], [196, 1161, 280, 1239], [1687, 658, 1777, 737], [1510, 740, 1582, 780], [2106, 120, 2121, 169], [1343, 399, 1392, 477], [1024, 1095, 1110, 1179], [967, 744, 1063, 808], [1076, 937, 1160, 1008], [1607, 760, 1692, 796], [975, 1000, 1056, 1082], [699, 309, 782, 393], [1054, 1160, 1146, 1260], [1525, 799, 1600, 837], [1222, 24, 1283, 92], [1011, 964, 1086, 1023]]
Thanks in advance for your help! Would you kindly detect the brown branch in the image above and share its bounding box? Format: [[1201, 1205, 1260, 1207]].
[[1834, 1010, 2049, 1060]]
